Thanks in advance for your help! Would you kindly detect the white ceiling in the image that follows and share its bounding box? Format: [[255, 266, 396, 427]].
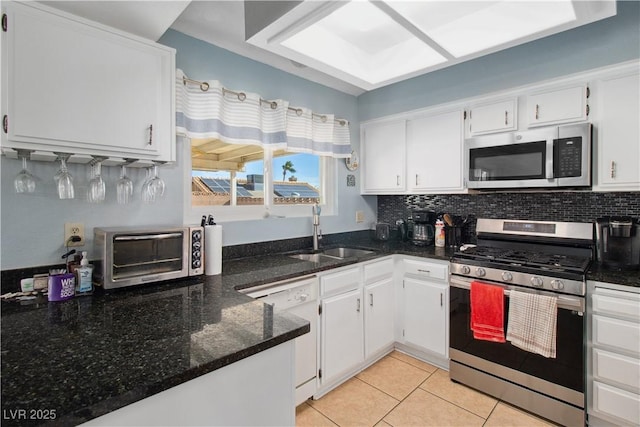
[[39, 1, 191, 41], [38, 1, 616, 97]]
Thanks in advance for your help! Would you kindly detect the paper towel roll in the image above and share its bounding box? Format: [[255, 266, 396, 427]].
[[205, 224, 222, 275]]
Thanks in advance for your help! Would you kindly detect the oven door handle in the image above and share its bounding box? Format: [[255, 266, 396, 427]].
[[115, 233, 183, 241], [449, 276, 584, 312]]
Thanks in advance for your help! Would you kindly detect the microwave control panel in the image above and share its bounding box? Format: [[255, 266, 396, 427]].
[[554, 137, 583, 178]]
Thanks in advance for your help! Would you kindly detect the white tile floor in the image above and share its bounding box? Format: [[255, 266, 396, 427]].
[[296, 351, 557, 427]]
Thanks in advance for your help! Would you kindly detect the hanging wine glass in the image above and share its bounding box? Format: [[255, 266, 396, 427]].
[[56, 154, 74, 199], [14, 150, 36, 194], [142, 166, 153, 203], [117, 164, 134, 204], [87, 158, 106, 203], [142, 164, 165, 203], [149, 164, 165, 199]]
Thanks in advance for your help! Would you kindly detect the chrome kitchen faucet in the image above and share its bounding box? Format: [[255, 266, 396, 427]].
[[312, 203, 322, 251]]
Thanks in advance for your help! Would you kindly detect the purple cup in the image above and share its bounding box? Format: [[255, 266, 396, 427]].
[[48, 273, 75, 301]]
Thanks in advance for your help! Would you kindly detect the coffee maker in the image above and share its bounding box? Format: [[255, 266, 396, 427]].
[[411, 210, 435, 246], [596, 217, 640, 269]]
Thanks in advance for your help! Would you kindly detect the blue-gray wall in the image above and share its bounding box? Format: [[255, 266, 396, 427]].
[[358, 0, 640, 121]]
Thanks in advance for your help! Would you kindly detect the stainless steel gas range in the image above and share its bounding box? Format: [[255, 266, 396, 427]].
[[449, 218, 594, 426]]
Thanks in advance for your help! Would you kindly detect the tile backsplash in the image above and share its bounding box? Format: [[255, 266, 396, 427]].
[[378, 191, 640, 243]]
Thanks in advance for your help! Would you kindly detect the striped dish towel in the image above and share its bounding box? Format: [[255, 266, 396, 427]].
[[506, 290, 558, 358]]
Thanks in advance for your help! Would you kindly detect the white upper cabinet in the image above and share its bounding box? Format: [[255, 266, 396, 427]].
[[594, 70, 640, 191], [526, 84, 589, 127], [1, 2, 176, 161], [467, 98, 517, 136], [361, 120, 406, 193], [361, 110, 464, 194], [406, 109, 464, 192]]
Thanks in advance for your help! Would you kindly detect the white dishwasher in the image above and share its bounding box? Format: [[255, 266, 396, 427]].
[[246, 276, 318, 406]]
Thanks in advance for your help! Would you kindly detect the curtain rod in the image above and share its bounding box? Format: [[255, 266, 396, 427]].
[[182, 75, 348, 126]]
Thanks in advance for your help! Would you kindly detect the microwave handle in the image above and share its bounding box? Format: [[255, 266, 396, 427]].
[[546, 139, 555, 179], [114, 233, 183, 241]]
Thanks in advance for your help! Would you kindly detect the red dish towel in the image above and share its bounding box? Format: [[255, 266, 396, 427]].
[[470, 281, 506, 342]]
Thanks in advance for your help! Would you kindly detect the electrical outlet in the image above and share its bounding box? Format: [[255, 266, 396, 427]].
[[355, 210, 365, 223], [64, 223, 85, 247]]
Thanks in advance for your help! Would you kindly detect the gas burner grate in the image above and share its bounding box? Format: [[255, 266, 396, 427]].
[[454, 246, 591, 274]]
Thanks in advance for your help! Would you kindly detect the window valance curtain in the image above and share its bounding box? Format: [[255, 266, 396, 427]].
[[176, 70, 351, 158], [285, 107, 351, 158], [176, 70, 289, 148]]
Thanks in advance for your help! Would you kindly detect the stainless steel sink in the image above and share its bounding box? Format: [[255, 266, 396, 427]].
[[288, 247, 375, 262], [288, 253, 337, 262], [322, 247, 375, 258]]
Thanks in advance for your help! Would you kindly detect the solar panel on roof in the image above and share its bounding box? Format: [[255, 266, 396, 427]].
[[273, 184, 319, 198], [236, 186, 253, 197], [200, 178, 239, 194]]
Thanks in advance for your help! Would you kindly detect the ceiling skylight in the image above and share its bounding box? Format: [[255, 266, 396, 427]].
[[386, 0, 578, 58], [246, 0, 617, 92], [280, 1, 446, 85]]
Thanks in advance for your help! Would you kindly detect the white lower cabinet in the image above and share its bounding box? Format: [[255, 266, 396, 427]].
[[398, 258, 449, 367], [320, 287, 364, 386], [587, 281, 640, 427], [317, 258, 395, 395], [592, 382, 640, 427], [364, 277, 395, 358], [403, 277, 448, 358]]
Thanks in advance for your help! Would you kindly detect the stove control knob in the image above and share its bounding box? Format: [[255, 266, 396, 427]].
[[550, 279, 565, 290], [461, 265, 471, 275], [502, 272, 513, 282], [476, 267, 486, 277], [531, 277, 544, 287]]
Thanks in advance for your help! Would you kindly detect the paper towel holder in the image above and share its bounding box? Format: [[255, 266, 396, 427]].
[[205, 223, 223, 276]]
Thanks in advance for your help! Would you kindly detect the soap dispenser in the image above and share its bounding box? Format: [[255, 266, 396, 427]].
[[75, 251, 94, 295]]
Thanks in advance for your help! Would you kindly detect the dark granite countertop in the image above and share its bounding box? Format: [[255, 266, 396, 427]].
[[1, 276, 310, 426], [586, 264, 640, 288], [0, 238, 452, 426], [1, 235, 636, 426]]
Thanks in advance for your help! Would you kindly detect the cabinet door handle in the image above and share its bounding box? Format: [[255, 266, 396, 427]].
[[610, 161, 616, 179], [396, 175, 400, 186], [369, 293, 374, 307], [535, 104, 540, 120], [415, 174, 419, 186], [417, 269, 430, 274], [505, 110, 508, 125], [148, 124, 153, 146], [440, 293, 443, 307], [356, 297, 361, 312]]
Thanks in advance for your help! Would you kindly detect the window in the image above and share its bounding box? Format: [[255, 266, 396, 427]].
[[272, 152, 321, 205], [191, 139, 265, 207], [189, 139, 326, 214]]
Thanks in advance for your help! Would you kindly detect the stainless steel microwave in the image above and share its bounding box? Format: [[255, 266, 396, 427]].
[[465, 123, 592, 189], [94, 226, 204, 289]]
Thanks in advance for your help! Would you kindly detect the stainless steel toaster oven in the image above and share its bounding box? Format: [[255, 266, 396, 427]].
[[94, 226, 204, 289]]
